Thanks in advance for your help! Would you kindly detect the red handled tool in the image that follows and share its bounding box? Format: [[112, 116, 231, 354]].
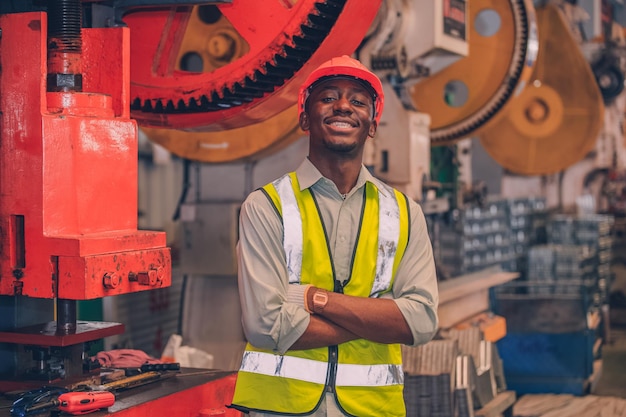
[[57, 391, 115, 415]]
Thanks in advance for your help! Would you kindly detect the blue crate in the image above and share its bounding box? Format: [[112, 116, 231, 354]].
[[496, 330, 596, 395]]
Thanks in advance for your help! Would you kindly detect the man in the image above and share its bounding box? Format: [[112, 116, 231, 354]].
[[230, 56, 438, 416]]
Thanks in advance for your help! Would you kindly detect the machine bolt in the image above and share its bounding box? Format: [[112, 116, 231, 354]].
[[147, 269, 158, 286], [155, 267, 165, 285], [12, 269, 24, 279], [13, 281, 24, 295], [134, 271, 151, 286], [47, 72, 83, 92], [102, 272, 120, 289], [206, 32, 236, 62]]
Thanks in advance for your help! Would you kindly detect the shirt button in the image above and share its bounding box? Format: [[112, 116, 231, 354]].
[[339, 236, 346, 242]]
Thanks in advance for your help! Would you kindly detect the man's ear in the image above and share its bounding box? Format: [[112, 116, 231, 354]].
[[368, 120, 377, 138], [299, 112, 310, 131]]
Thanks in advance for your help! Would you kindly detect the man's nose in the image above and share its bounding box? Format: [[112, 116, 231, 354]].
[[333, 96, 352, 112]]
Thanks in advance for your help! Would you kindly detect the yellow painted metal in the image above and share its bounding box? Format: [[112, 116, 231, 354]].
[[141, 105, 303, 163], [410, 0, 537, 145], [140, 5, 302, 163], [478, 5, 604, 175]]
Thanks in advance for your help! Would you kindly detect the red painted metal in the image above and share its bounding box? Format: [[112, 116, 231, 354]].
[[0, 12, 170, 300], [102, 372, 241, 417], [125, 0, 382, 131], [0, 321, 125, 346]]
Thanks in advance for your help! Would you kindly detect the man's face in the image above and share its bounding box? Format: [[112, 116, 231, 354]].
[[300, 78, 377, 156]]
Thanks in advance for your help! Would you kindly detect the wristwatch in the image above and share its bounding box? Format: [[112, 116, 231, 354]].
[[312, 290, 329, 313]]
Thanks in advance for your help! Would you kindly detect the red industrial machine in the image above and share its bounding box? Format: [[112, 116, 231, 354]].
[[0, 0, 379, 415]]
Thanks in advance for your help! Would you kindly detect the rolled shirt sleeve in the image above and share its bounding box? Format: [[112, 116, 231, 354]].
[[387, 201, 439, 346], [237, 190, 311, 354]]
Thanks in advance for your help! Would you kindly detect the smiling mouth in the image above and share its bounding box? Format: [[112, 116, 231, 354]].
[[328, 121, 355, 128]]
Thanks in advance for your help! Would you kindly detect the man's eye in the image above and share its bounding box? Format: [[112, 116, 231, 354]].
[[352, 99, 365, 106]]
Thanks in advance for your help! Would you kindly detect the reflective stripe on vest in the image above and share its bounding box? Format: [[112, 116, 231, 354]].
[[273, 174, 303, 284], [272, 173, 401, 294], [240, 351, 403, 387]]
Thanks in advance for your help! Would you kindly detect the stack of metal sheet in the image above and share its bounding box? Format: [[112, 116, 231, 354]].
[[402, 340, 458, 417], [547, 214, 614, 302], [502, 197, 549, 280], [442, 327, 500, 409], [433, 196, 548, 280], [526, 245, 556, 295], [524, 244, 597, 296], [437, 198, 514, 277], [575, 215, 614, 303], [454, 354, 476, 417]]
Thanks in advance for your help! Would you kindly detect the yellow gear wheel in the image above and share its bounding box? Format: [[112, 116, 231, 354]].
[[478, 5, 604, 175], [411, 0, 538, 145]]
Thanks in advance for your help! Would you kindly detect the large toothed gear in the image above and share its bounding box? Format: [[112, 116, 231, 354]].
[[410, 0, 538, 145], [124, 0, 382, 131]]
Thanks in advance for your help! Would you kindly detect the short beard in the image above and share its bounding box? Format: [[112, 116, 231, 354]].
[[324, 141, 358, 154]]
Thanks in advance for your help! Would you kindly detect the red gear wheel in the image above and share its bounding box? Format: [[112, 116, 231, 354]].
[[124, 0, 382, 131]]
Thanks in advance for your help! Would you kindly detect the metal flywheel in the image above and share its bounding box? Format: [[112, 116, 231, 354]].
[[410, 0, 538, 145], [125, 0, 382, 131]]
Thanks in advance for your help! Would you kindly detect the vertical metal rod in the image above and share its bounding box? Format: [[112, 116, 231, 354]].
[[56, 298, 77, 334], [47, 0, 83, 92]]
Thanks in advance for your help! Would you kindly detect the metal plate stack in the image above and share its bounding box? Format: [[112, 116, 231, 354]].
[[501, 197, 549, 280], [574, 215, 614, 303], [548, 214, 614, 302], [437, 198, 514, 278], [402, 340, 458, 417]]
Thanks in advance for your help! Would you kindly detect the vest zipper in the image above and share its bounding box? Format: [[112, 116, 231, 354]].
[[325, 345, 338, 393]]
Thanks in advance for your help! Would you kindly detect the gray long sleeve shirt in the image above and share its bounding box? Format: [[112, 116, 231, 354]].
[[237, 158, 439, 355]]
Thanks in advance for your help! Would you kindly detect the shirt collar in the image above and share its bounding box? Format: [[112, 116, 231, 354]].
[[294, 157, 390, 197]]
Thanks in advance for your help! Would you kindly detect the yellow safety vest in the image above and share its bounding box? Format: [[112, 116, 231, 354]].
[[231, 172, 410, 416]]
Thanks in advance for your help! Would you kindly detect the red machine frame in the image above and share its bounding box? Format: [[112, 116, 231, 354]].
[[0, 12, 171, 301]]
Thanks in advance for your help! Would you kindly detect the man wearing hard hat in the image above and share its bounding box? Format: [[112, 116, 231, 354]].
[[230, 55, 439, 416]]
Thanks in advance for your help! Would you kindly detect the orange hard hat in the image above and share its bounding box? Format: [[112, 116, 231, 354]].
[[298, 55, 384, 124]]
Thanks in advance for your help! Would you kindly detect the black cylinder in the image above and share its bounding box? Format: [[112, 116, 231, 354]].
[[56, 298, 77, 334]]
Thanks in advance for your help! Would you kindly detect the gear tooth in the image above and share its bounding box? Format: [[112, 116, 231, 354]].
[[265, 62, 295, 80], [431, 0, 531, 144], [200, 93, 222, 111], [275, 54, 303, 72], [142, 100, 153, 112], [131, 97, 142, 110], [254, 70, 285, 87], [223, 88, 244, 106], [188, 97, 200, 110], [133, 0, 349, 117], [314, 1, 342, 15], [300, 24, 326, 41], [285, 43, 314, 57], [308, 14, 333, 30], [233, 82, 264, 99]]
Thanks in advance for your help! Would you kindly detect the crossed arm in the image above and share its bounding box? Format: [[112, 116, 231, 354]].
[[237, 191, 438, 355], [289, 290, 413, 350]]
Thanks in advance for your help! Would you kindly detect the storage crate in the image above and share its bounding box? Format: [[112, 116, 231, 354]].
[[491, 281, 599, 395]]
